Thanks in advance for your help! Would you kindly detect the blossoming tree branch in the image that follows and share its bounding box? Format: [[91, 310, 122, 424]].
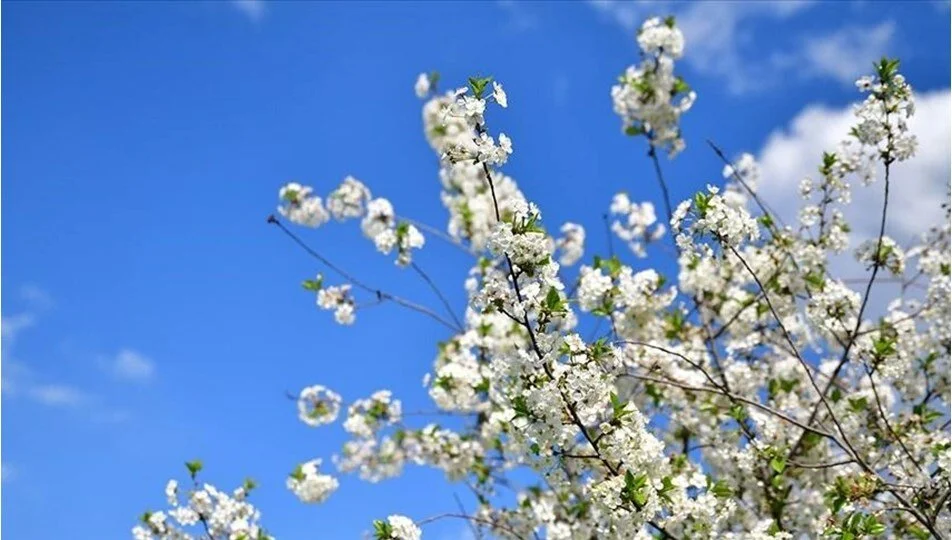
[[134, 15, 951, 540]]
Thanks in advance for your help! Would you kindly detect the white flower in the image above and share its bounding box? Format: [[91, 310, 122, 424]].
[[327, 176, 372, 220], [555, 222, 585, 266], [287, 458, 339, 504], [277, 182, 330, 227], [492, 81, 508, 108], [498, 133, 512, 155], [385, 514, 422, 540], [334, 303, 356, 325], [637, 16, 684, 59], [362, 198, 396, 239], [344, 390, 402, 438], [165, 479, 178, 506], [414, 73, 431, 98], [316, 284, 356, 326], [297, 385, 342, 426], [610, 194, 664, 257]]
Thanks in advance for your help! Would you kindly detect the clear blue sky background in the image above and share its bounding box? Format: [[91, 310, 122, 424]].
[[2, 1, 949, 538]]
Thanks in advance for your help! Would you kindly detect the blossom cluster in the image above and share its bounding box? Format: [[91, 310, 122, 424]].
[[277, 176, 426, 268], [296, 384, 342, 427], [286, 458, 339, 504], [611, 16, 696, 156], [134, 463, 270, 540], [609, 192, 665, 257], [140, 15, 950, 540]]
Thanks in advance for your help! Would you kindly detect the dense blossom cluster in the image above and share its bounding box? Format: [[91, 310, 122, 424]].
[[140, 16, 950, 540], [286, 459, 338, 504], [296, 384, 342, 427], [135, 464, 270, 540], [611, 16, 695, 156], [373, 515, 422, 540]]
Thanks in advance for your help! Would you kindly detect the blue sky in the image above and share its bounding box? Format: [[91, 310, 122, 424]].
[[2, 1, 949, 538]]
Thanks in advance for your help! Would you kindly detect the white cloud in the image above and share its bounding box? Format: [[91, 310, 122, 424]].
[[110, 349, 156, 383], [676, 1, 812, 94], [799, 22, 895, 85], [19, 284, 53, 310], [27, 383, 88, 407], [2, 463, 15, 483], [588, 0, 649, 32], [1, 303, 140, 420], [232, 0, 266, 22], [2, 313, 35, 347], [588, 1, 897, 94], [496, 0, 538, 32], [755, 89, 950, 308]]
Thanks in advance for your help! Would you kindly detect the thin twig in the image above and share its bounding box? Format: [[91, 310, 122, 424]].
[[412, 262, 464, 331], [268, 215, 459, 332]]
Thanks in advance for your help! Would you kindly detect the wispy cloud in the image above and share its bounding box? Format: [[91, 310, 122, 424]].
[[798, 22, 895, 85], [27, 383, 89, 407], [232, 0, 266, 22], [496, 0, 538, 32], [588, 1, 895, 94], [108, 349, 156, 383], [2, 313, 36, 347], [2, 291, 142, 420], [2, 463, 15, 483], [19, 284, 54, 310]]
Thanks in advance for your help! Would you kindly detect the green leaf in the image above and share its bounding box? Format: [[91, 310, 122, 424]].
[[770, 456, 786, 474], [625, 125, 645, 136], [568, 499, 591, 518], [588, 338, 612, 360], [847, 397, 868, 413], [373, 519, 393, 539], [866, 518, 886, 535], [610, 392, 631, 422], [620, 470, 648, 507], [185, 459, 203, 479], [664, 310, 686, 339], [467, 76, 493, 99], [281, 188, 299, 203], [820, 152, 838, 176], [544, 287, 565, 314], [672, 76, 690, 94], [302, 277, 324, 291], [395, 221, 410, 240], [804, 272, 825, 290], [663, 15, 676, 28], [728, 403, 746, 422], [710, 479, 733, 498], [512, 395, 531, 418], [597, 255, 623, 277], [693, 191, 711, 217]]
